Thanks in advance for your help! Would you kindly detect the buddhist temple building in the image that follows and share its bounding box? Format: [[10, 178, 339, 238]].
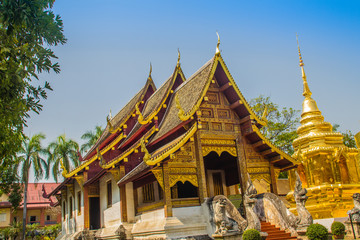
[[286, 39, 360, 220], [0, 183, 61, 228], [45, 38, 300, 239]]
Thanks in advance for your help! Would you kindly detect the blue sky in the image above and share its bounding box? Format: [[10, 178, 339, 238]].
[[25, 0, 360, 181]]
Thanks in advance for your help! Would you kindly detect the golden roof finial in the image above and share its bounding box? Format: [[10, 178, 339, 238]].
[[177, 48, 181, 68], [216, 31, 220, 55], [296, 34, 312, 98], [148, 62, 152, 79]]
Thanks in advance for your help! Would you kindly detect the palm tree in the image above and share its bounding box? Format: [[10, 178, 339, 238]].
[[80, 125, 104, 153], [47, 134, 80, 183], [16, 133, 48, 240]]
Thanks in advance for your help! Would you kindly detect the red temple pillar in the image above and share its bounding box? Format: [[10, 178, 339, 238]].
[[40, 208, 45, 226]]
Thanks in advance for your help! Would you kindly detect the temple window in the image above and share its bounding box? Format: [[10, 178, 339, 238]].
[[30, 216, 36, 223], [142, 182, 155, 203], [46, 215, 51, 221], [172, 181, 198, 198], [69, 197, 73, 218], [107, 180, 112, 207], [62, 201, 66, 220], [77, 191, 81, 215], [0, 213, 6, 222]]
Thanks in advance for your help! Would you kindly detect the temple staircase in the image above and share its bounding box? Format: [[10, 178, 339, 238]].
[[261, 221, 298, 240]]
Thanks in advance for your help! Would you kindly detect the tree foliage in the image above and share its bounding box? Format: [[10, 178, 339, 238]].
[[332, 124, 357, 148], [16, 133, 48, 239], [47, 134, 80, 182], [0, 0, 66, 192], [81, 125, 104, 153], [250, 95, 300, 155]]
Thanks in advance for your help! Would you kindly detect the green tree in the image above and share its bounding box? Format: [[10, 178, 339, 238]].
[[47, 134, 80, 182], [81, 125, 104, 153], [0, 159, 23, 212], [332, 124, 357, 148], [0, 0, 66, 193], [250, 95, 300, 155], [16, 133, 48, 240]]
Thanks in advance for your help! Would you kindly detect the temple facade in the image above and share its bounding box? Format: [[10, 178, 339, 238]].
[[45, 41, 298, 239], [286, 41, 360, 219]]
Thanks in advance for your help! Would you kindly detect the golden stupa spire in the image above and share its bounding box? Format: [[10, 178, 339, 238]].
[[296, 34, 312, 98], [216, 32, 220, 55], [296, 35, 320, 115]]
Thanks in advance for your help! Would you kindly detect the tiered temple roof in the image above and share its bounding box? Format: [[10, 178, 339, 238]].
[[52, 42, 297, 195]]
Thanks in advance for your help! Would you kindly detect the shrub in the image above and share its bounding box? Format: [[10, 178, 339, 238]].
[[331, 221, 345, 236], [243, 229, 261, 240], [306, 223, 329, 240]]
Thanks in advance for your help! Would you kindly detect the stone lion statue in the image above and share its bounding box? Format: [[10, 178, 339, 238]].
[[209, 195, 247, 236], [348, 193, 360, 222], [213, 196, 238, 235], [294, 171, 313, 227]]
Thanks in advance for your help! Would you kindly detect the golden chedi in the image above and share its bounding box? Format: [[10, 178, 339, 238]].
[[286, 37, 360, 219]]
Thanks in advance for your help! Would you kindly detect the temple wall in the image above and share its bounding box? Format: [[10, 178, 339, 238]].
[[0, 208, 11, 228], [74, 180, 84, 232], [61, 188, 68, 235], [99, 173, 121, 228], [126, 182, 135, 222]]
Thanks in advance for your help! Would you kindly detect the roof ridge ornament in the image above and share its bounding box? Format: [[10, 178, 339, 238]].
[[296, 34, 312, 98], [261, 105, 269, 125], [148, 62, 152, 80], [216, 31, 220, 55], [177, 48, 181, 69], [60, 158, 68, 177]]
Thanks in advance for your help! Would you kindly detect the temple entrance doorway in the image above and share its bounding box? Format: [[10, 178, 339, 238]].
[[89, 197, 100, 230], [204, 151, 240, 197]]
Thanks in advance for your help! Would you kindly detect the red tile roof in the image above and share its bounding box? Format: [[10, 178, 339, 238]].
[[20, 183, 60, 208]]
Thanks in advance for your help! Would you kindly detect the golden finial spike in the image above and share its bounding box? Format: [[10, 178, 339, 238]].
[[177, 48, 180, 68], [216, 32, 220, 54], [148, 62, 152, 79], [296, 34, 312, 98]]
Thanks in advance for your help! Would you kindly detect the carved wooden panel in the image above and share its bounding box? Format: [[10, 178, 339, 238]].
[[201, 108, 214, 118], [212, 122, 222, 131], [218, 109, 231, 119], [207, 92, 220, 104], [88, 184, 99, 196], [201, 122, 209, 130], [224, 123, 233, 132]]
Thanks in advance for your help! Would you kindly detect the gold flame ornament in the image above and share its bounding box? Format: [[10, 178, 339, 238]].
[[140, 138, 151, 162]]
